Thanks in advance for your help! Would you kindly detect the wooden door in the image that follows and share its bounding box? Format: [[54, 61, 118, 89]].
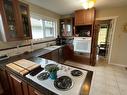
[[90, 22, 100, 66]]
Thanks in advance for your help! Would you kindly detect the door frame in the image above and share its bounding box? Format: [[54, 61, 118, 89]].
[[96, 16, 118, 64]]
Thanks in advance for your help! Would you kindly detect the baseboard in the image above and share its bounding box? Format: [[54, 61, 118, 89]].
[[109, 62, 127, 68]]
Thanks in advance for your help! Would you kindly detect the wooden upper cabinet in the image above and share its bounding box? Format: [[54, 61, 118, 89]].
[[0, 0, 32, 42], [85, 8, 95, 24], [75, 8, 95, 26], [75, 10, 85, 25], [0, 0, 22, 41], [18, 1, 32, 39], [60, 17, 74, 37]]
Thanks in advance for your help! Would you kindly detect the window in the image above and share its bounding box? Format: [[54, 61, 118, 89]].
[[31, 16, 57, 39], [98, 27, 108, 45], [31, 18, 44, 39], [44, 20, 56, 37]]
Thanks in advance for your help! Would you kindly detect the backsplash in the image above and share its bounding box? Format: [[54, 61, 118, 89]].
[[0, 38, 56, 57]]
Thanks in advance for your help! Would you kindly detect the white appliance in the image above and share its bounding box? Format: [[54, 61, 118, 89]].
[[73, 37, 92, 53], [26, 59, 87, 95]]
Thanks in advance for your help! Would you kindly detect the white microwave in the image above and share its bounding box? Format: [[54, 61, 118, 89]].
[[73, 37, 92, 53]]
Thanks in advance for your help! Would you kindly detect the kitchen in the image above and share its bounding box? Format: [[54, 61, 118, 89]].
[[0, 0, 127, 95]]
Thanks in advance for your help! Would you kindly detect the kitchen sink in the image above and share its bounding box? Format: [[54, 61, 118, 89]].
[[44, 46, 61, 50]]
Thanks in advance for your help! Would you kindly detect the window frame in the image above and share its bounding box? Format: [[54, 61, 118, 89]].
[[30, 13, 57, 40]]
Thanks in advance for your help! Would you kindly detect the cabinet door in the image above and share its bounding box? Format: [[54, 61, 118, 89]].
[[0, 0, 23, 41], [85, 8, 95, 24], [28, 85, 45, 95], [52, 50, 59, 62], [75, 9, 95, 25], [18, 2, 32, 39], [58, 48, 65, 63], [60, 18, 73, 37], [0, 69, 11, 95], [75, 10, 85, 25], [41, 53, 52, 60], [8, 74, 29, 95]]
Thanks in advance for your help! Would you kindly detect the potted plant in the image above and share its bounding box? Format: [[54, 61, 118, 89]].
[[45, 65, 59, 80]]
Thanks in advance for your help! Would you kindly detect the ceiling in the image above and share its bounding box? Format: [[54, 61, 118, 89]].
[[28, 0, 127, 15]]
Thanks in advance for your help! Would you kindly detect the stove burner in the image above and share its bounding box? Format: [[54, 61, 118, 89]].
[[71, 70, 83, 77], [54, 76, 73, 91], [37, 72, 50, 80]]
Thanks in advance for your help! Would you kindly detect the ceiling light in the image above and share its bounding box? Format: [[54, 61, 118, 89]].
[[82, 2, 89, 9], [88, 1, 95, 8], [81, 0, 96, 9]]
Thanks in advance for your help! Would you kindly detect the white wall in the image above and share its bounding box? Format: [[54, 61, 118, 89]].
[[96, 6, 127, 67]]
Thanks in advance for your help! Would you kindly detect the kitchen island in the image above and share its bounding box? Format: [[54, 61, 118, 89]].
[[0, 46, 93, 95]]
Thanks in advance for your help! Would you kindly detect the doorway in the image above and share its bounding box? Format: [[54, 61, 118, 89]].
[[96, 19, 113, 64]]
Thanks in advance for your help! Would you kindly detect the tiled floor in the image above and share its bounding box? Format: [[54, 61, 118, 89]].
[[64, 58, 127, 95]]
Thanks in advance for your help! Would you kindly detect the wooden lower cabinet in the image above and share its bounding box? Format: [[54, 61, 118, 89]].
[[51, 49, 59, 62], [0, 69, 11, 95], [40, 49, 59, 63], [28, 85, 44, 95], [7, 73, 44, 95], [41, 52, 52, 60], [8, 74, 28, 95]]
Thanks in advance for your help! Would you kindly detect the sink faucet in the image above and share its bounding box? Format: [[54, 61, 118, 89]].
[[47, 43, 50, 47], [31, 40, 34, 52]]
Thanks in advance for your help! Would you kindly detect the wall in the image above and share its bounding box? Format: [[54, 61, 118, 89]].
[[96, 6, 127, 67], [0, 0, 60, 56], [22, 0, 60, 35]]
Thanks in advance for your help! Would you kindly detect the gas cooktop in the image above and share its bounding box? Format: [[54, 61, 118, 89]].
[[26, 60, 87, 95]]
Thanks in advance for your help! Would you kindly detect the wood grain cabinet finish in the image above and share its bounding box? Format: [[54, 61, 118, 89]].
[[7, 73, 45, 95], [75, 8, 95, 26], [0, 0, 32, 42], [18, 1, 32, 40], [0, 69, 11, 95], [28, 86, 45, 95], [41, 52, 52, 60], [60, 17, 74, 37], [75, 10, 85, 25], [8, 74, 28, 95], [40, 50, 59, 63]]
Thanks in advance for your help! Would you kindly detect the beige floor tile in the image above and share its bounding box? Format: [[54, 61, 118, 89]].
[[89, 86, 107, 95], [64, 59, 127, 95], [120, 89, 127, 95]]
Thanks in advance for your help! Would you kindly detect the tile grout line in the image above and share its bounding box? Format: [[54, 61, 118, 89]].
[[113, 68, 123, 95]]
